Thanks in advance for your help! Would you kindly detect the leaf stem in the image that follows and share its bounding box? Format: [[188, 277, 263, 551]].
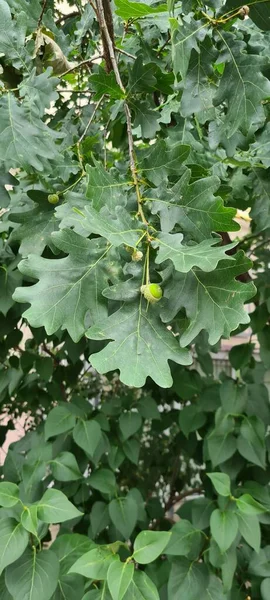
[[146, 245, 150, 285], [62, 173, 85, 195]]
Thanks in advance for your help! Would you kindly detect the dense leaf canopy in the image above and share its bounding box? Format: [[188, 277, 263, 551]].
[[0, 0, 270, 598]]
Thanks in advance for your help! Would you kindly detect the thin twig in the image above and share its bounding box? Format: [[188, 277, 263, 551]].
[[115, 47, 136, 60], [55, 10, 80, 25], [249, 237, 270, 256], [89, 0, 98, 17], [156, 31, 171, 57], [37, 0, 48, 28], [237, 231, 264, 246], [60, 55, 103, 77], [58, 89, 93, 94], [95, 0, 148, 224], [42, 343, 60, 367], [77, 95, 105, 145]]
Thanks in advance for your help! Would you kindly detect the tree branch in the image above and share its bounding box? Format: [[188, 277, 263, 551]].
[[165, 487, 204, 512], [94, 0, 148, 224], [92, 0, 115, 72], [55, 11, 80, 25], [115, 47, 136, 60], [60, 55, 103, 77], [37, 0, 48, 28]]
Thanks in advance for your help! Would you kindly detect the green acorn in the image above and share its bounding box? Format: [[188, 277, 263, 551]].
[[140, 283, 163, 303], [48, 193, 59, 204]]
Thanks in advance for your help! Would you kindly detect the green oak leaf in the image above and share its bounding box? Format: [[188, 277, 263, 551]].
[[9, 204, 59, 257], [213, 32, 270, 137], [0, 0, 30, 70], [133, 102, 161, 139], [250, 123, 270, 169], [170, 16, 208, 81], [76, 205, 143, 247], [148, 169, 239, 240], [180, 38, 217, 118], [85, 162, 129, 211], [251, 169, 270, 232], [115, 0, 167, 19], [55, 190, 91, 236], [128, 57, 157, 94], [18, 67, 59, 118], [153, 233, 236, 272], [0, 94, 61, 171], [0, 261, 22, 315], [13, 229, 117, 342], [86, 299, 192, 388], [161, 252, 256, 346], [90, 68, 124, 100], [139, 140, 190, 186], [0, 167, 18, 209]]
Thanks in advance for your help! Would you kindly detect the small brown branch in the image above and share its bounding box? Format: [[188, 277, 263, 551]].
[[165, 487, 203, 512], [219, 231, 237, 256], [89, 0, 98, 17], [93, 0, 115, 72], [37, 0, 48, 28], [42, 343, 60, 367], [115, 47, 136, 60], [58, 89, 93, 94], [55, 11, 80, 25], [60, 55, 103, 77]]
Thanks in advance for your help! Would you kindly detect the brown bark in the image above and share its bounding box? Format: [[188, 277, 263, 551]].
[[96, 0, 115, 72]]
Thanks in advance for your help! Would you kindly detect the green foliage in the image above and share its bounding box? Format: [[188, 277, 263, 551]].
[[0, 0, 270, 598]]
